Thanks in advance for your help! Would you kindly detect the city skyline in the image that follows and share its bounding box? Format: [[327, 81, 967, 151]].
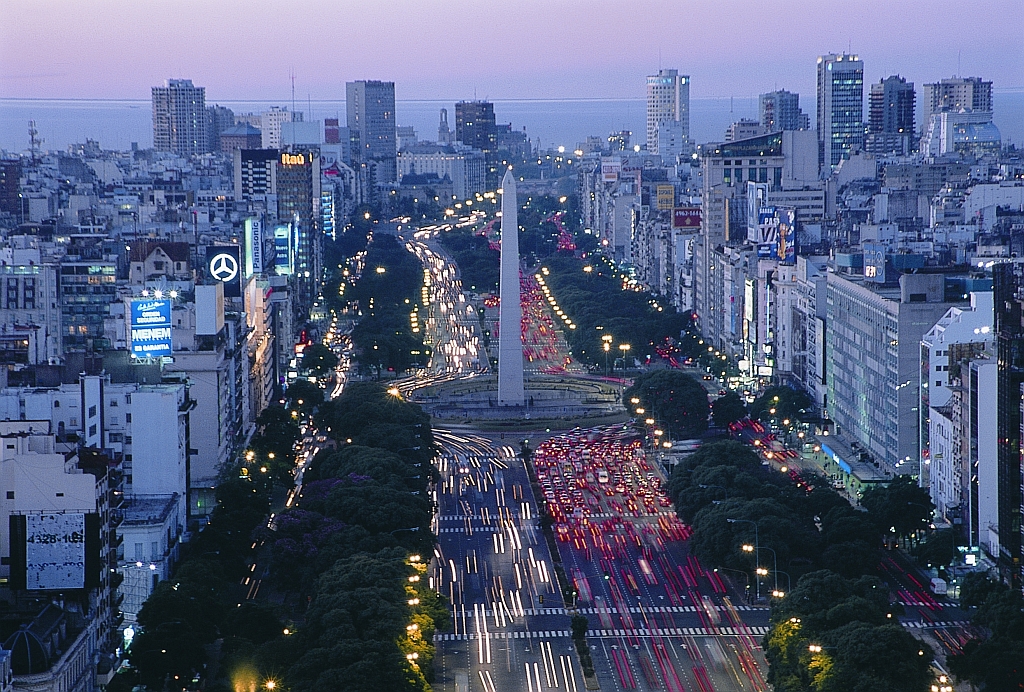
[[2, 0, 1022, 103]]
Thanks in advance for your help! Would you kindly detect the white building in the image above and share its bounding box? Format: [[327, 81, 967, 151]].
[[920, 110, 1001, 157], [397, 146, 485, 200], [260, 107, 301, 150], [646, 69, 689, 154]]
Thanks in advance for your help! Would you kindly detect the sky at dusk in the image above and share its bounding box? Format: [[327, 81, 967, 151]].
[[2, 0, 1022, 103]]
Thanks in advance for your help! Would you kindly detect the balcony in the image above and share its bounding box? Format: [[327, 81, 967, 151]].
[[109, 508, 124, 528], [108, 570, 124, 590], [108, 530, 123, 549]]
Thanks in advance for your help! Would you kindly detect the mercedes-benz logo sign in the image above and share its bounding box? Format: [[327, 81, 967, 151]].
[[209, 253, 238, 283]]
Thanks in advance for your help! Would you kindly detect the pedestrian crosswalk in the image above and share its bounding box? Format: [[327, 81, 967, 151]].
[[453, 604, 766, 618], [436, 526, 500, 533], [904, 620, 970, 629], [433, 626, 770, 642]]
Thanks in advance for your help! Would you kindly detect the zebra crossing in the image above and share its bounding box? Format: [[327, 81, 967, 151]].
[[434, 626, 770, 642], [454, 604, 765, 618], [436, 526, 500, 533], [903, 620, 971, 629]]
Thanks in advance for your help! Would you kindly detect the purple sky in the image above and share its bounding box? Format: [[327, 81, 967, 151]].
[[2, 0, 1022, 101]]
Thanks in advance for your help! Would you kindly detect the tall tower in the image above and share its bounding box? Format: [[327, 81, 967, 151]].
[[923, 76, 993, 117], [438, 108, 452, 145], [869, 76, 915, 135], [759, 90, 810, 132], [346, 80, 397, 185], [816, 54, 864, 170], [646, 69, 689, 154], [497, 169, 524, 406], [152, 79, 208, 156]]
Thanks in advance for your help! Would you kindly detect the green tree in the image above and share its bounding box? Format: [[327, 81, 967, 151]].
[[130, 621, 208, 690], [624, 369, 710, 439], [749, 385, 812, 424], [302, 343, 339, 376], [712, 391, 747, 427], [958, 572, 1002, 608], [949, 637, 1024, 691], [860, 475, 934, 543], [286, 379, 325, 415]]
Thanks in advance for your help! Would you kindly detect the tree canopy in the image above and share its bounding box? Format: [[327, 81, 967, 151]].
[[623, 369, 710, 439]]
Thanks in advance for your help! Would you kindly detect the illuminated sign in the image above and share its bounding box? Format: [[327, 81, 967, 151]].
[[130, 298, 172, 358], [206, 245, 242, 297], [672, 207, 701, 228], [245, 217, 263, 277], [756, 207, 796, 263], [281, 152, 306, 166], [274, 225, 293, 275], [863, 242, 886, 283], [25, 513, 87, 590]]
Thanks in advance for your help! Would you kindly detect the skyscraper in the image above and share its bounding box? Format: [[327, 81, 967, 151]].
[[816, 54, 864, 170], [455, 101, 496, 151], [759, 90, 810, 133], [646, 69, 689, 154], [346, 80, 397, 185], [152, 79, 208, 156], [923, 76, 993, 116], [866, 76, 916, 155]]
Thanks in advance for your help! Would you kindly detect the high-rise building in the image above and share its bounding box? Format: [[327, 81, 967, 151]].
[[866, 75, 916, 155], [724, 119, 764, 142], [152, 79, 208, 156], [261, 106, 302, 150], [816, 54, 864, 170], [646, 69, 689, 154], [455, 101, 496, 151], [759, 90, 810, 132], [276, 150, 322, 308], [346, 80, 397, 185], [924, 76, 993, 116], [206, 104, 235, 153], [993, 261, 1024, 588]]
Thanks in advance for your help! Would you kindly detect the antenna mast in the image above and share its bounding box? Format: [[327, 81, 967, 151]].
[[28, 121, 42, 163]]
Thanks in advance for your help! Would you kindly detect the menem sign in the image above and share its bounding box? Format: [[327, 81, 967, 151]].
[[130, 298, 172, 358]]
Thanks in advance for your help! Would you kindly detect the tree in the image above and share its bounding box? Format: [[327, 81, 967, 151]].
[[860, 475, 934, 543], [302, 343, 339, 376], [286, 379, 325, 415], [949, 637, 1024, 691], [624, 369, 710, 439], [913, 529, 959, 569], [749, 385, 812, 424], [712, 391, 747, 427], [130, 621, 208, 690], [959, 572, 1002, 608]]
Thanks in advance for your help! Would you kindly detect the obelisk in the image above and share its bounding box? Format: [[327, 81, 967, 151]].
[[497, 168, 525, 406]]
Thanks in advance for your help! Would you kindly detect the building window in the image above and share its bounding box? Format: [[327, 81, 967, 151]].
[[110, 399, 118, 407], [125, 413, 131, 423], [89, 405, 97, 418]]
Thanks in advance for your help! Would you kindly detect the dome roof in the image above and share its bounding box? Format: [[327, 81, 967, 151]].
[[4, 628, 50, 675], [954, 122, 1001, 144]]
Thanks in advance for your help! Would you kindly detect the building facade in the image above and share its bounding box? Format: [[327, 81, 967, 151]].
[[646, 69, 689, 155], [346, 80, 397, 186], [151, 79, 208, 157], [816, 54, 864, 170]]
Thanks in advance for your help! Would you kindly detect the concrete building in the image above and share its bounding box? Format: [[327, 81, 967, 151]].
[[759, 90, 810, 133], [866, 75, 915, 156], [397, 145, 486, 200], [920, 110, 1002, 158], [0, 241, 61, 364], [234, 148, 279, 215], [816, 54, 864, 170], [454, 101, 496, 152], [920, 292, 994, 542], [826, 272, 960, 476], [346, 80, 397, 185], [646, 69, 689, 155], [260, 107, 301, 150], [219, 124, 262, 153], [725, 119, 764, 142], [923, 76, 993, 117], [151, 79, 208, 157], [59, 260, 117, 354]]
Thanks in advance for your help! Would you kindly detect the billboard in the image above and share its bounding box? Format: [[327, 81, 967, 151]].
[[656, 184, 675, 211], [863, 241, 887, 283], [130, 298, 173, 359], [245, 216, 264, 278], [601, 157, 621, 183], [755, 206, 796, 263], [25, 513, 87, 590], [672, 207, 701, 228], [274, 225, 293, 276], [746, 182, 768, 242], [206, 245, 242, 297]]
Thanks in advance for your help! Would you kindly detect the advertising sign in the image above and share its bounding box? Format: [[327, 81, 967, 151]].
[[245, 217, 263, 278], [601, 157, 621, 183], [778, 207, 796, 264], [756, 206, 796, 263], [656, 184, 675, 211], [746, 182, 768, 242], [672, 207, 701, 228], [274, 225, 293, 276], [206, 245, 242, 297], [863, 241, 887, 283], [130, 298, 173, 359], [25, 513, 87, 590]]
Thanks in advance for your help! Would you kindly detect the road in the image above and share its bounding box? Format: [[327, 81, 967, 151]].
[[431, 426, 582, 692]]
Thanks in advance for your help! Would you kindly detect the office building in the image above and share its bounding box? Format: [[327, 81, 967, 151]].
[[759, 90, 810, 133], [206, 104, 235, 153], [646, 69, 689, 154], [993, 261, 1024, 588], [397, 145, 486, 199], [866, 75, 915, 155], [455, 101, 496, 151], [277, 150, 322, 308], [261, 107, 301, 150], [816, 54, 864, 170], [60, 260, 117, 353], [924, 76, 993, 116], [725, 119, 764, 142], [346, 80, 397, 185], [0, 241, 61, 364], [219, 124, 262, 153], [151, 79, 208, 156], [826, 273, 959, 476], [920, 110, 1001, 158], [0, 159, 20, 218]]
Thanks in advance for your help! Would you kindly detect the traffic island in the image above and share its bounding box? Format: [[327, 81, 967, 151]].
[[571, 614, 601, 690]]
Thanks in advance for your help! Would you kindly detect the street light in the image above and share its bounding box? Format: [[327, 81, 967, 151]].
[[619, 343, 631, 382], [728, 518, 760, 600]]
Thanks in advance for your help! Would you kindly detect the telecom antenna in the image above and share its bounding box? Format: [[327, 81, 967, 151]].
[[28, 120, 42, 162], [291, 69, 296, 115]]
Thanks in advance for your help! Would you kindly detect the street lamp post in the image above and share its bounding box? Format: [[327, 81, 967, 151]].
[[619, 343, 631, 384], [728, 518, 760, 601], [602, 334, 613, 377]]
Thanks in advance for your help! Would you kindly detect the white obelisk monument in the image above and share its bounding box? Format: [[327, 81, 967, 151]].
[[497, 169, 525, 406]]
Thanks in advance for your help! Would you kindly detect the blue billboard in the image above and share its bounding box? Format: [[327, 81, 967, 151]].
[[274, 225, 293, 276], [130, 299, 173, 358]]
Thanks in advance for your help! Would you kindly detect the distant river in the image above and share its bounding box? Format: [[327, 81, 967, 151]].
[[2, 93, 1022, 155]]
